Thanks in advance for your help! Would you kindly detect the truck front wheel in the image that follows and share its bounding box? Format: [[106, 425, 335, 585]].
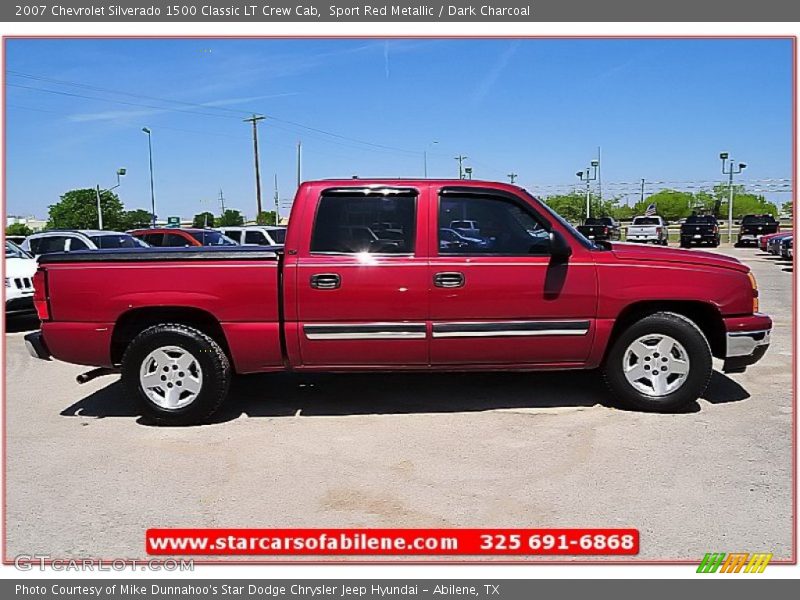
[[603, 312, 712, 412], [121, 323, 231, 425]]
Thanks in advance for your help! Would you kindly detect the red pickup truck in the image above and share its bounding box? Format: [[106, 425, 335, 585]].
[[25, 179, 771, 424]]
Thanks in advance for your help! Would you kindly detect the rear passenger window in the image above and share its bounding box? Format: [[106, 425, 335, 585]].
[[166, 234, 190, 247], [143, 233, 163, 247], [30, 236, 67, 255], [310, 192, 417, 254], [245, 231, 269, 245], [225, 230, 242, 243], [68, 238, 89, 251]]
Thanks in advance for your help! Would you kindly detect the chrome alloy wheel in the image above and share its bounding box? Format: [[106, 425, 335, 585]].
[[139, 345, 203, 409], [622, 334, 690, 397]]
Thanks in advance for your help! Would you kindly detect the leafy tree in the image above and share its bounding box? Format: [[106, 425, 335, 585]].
[[782, 200, 793, 217], [543, 192, 589, 223], [5, 222, 33, 237], [256, 210, 278, 226], [608, 203, 636, 221], [48, 188, 126, 230], [218, 209, 245, 226], [193, 212, 215, 228], [631, 189, 694, 221], [122, 209, 154, 230]]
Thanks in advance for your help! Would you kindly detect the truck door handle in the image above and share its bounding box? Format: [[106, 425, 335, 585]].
[[434, 272, 465, 288], [310, 273, 341, 290]]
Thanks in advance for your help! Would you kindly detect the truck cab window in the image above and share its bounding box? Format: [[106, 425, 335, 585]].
[[439, 195, 549, 255], [310, 193, 416, 254]]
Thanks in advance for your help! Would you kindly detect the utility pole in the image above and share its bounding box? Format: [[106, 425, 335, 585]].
[[218, 188, 226, 213], [296, 140, 302, 189], [508, 172, 518, 184], [454, 155, 468, 179], [720, 152, 747, 244], [244, 114, 266, 218], [597, 146, 602, 202], [274, 174, 280, 225], [640, 178, 645, 204]]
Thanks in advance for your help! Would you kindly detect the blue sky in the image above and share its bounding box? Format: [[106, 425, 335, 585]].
[[5, 38, 793, 221]]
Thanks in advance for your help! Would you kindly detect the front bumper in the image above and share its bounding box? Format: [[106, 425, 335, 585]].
[[723, 317, 771, 373], [24, 331, 51, 361]]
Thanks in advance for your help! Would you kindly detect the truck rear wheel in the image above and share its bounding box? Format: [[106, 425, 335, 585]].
[[603, 312, 712, 412], [121, 323, 231, 425]]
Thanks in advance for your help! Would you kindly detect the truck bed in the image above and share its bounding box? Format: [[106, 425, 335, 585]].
[[37, 246, 285, 374]]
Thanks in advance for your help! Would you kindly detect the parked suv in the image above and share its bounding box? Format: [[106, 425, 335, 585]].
[[22, 230, 147, 256], [217, 226, 286, 246], [130, 228, 237, 247], [5, 241, 36, 316]]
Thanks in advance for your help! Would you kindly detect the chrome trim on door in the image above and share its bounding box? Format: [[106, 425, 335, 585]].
[[304, 323, 427, 340], [431, 320, 590, 338]]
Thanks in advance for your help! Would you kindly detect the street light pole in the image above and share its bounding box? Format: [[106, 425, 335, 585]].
[[424, 141, 438, 178], [95, 168, 126, 230], [576, 160, 599, 219], [720, 152, 747, 244], [142, 128, 156, 228]]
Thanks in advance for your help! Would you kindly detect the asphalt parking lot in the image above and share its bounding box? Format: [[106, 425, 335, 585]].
[[3, 245, 793, 563]]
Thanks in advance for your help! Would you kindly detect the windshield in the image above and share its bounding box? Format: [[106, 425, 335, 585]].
[[90, 234, 147, 249], [633, 217, 661, 225], [5, 241, 32, 259], [188, 231, 236, 246], [686, 216, 716, 224], [270, 228, 286, 244]]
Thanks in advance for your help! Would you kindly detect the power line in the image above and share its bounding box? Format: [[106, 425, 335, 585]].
[[8, 70, 424, 157]]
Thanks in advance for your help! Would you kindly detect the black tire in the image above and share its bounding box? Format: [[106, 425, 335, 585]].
[[121, 323, 231, 425], [603, 311, 712, 412], [679, 240, 690, 248]]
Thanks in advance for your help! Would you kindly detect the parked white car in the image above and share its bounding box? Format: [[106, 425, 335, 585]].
[[5, 241, 37, 316], [626, 216, 669, 245], [21, 230, 147, 256], [217, 226, 286, 246]]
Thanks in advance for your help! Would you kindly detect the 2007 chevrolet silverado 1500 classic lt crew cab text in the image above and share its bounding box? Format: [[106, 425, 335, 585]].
[[25, 180, 772, 425]]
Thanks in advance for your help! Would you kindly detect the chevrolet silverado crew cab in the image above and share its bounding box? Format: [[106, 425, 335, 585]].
[[25, 179, 772, 425]]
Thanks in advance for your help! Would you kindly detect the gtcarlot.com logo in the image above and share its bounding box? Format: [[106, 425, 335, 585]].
[[697, 552, 772, 573], [13, 555, 193, 572]]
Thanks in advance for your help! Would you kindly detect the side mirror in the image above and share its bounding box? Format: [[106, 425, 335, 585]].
[[549, 230, 572, 260]]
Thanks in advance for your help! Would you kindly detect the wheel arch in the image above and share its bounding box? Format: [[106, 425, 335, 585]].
[[110, 306, 232, 366], [606, 300, 726, 360]]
